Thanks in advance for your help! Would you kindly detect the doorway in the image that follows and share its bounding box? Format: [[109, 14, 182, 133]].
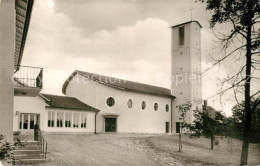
[[105, 118, 116, 132], [166, 122, 170, 133], [19, 113, 40, 130]]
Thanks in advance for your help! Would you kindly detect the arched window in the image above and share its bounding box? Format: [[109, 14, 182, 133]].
[[127, 99, 132, 109], [106, 97, 115, 107], [154, 103, 158, 111], [166, 104, 169, 112], [141, 101, 146, 110]]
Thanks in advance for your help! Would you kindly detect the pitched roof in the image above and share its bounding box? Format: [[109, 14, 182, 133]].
[[39, 93, 99, 112], [205, 106, 226, 120], [62, 70, 175, 99]]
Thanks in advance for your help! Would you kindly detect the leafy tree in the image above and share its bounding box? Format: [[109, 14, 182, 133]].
[[176, 101, 192, 152], [197, 0, 260, 164], [186, 105, 225, 150], [231, 98, 260, 143]]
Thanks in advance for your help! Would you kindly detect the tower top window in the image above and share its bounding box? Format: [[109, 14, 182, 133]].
[[179, 26, 185, 46]]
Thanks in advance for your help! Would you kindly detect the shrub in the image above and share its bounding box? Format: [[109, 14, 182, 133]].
[[0, 134, 23, 163]]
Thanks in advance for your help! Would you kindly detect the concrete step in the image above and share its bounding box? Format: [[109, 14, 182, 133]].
[[15, 145, 41, 150], [13, 150, 42, 155], [20, 141, 39, 145], [13, 154, 44, 160], [14, 159, 46, 164]]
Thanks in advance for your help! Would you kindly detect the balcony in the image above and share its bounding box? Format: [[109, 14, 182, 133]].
[[14, 65, 43, 96]]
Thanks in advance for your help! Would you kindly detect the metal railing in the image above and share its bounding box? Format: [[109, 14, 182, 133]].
[[14, 65, 43, 88], [38, 126, 47, 159]]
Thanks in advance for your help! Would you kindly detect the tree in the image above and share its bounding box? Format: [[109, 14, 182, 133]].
[[197, 0, 260, 164], [231, 98, 260, 143], [186, 105, 224, 150], [176, 101, 192, 152]]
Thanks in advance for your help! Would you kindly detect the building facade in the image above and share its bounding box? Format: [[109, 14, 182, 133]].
[[63, 72, 173, 133], [13, 94, 98, 133], [60, 21, 202, 134], [12, 21, 202, 135], [171, 21, 203, 132], [0, 0, 37, 141]]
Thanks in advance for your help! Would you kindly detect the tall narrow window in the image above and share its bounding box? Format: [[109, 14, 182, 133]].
[[57, 112, 64, 127], [166, 104, 169, 112], [73, 113, 79, 128], [154, 103, 158, 111], [81, 114, 87, 128], [48, 112, 55, 127], [127, 99, 133, 109], [65, 112, 72, 127], [141, 101, 146, 110], [179, 26, 185, 46]]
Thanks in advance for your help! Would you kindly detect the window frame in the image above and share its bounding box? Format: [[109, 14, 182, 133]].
[[81, 113, 87, 128], [154, 103, 158, 111], [65, 112, 72, 128], [127, 99, 133, 109], [56, 112, 64, 128], [141, 101, 146, 110], [106, 97, 115, 107], [166, 104, 169, 112], [48, 111, 55, 128], [178, 26, 185, 46], [73, 113, 80, 128]]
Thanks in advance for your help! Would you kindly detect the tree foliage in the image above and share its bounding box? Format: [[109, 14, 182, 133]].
[[197, 0, 260, 164], [230, 98, 260, 143], [176, 101, 192, 152], [186, 107, 225, 150]]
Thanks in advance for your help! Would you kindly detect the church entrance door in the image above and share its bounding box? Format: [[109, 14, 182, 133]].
[[105, 118, 116, 132]]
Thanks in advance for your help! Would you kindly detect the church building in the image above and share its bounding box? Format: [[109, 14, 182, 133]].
[[13, 21, 202, 134]]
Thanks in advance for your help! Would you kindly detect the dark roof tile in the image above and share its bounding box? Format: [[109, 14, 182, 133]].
[[40, 93, 99, 112], [62, 70, 175, 99]]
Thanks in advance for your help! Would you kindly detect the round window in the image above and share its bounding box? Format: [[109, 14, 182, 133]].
[[127, 99, 132, 108], [154, 103, 158, 111], [106, 97, 115, 107], [141, 101, 146, 110], [166, 104, 169, 112]]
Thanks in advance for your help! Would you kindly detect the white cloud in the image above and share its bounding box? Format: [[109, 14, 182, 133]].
[[22, 0, 244, 116], [23, 0, 171, 95]]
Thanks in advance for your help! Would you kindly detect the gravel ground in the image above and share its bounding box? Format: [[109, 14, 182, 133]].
[[17, 133, 260, 166], [37, 133, 172, 166]]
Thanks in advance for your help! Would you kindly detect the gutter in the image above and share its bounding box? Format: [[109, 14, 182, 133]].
[[15, 0, 35, 71], [94, 111, 99, 134], [171, 98, 174, 133]]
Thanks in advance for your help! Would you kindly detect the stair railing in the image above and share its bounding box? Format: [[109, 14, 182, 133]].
[[37, 126, 47, 159]]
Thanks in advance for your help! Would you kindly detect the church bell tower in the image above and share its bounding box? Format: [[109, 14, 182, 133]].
[[171, 21, 202, 133]]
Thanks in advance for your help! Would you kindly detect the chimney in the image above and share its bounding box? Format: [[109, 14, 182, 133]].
[[203, 100, 207, 113]]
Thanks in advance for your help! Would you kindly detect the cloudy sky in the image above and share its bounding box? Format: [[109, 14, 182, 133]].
[[21, 0, 255, 116]]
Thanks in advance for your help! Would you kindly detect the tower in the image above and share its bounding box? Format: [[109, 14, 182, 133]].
[[171, 21, 202, 133]]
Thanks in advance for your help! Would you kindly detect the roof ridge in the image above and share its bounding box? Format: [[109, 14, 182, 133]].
[[40, 93, 74, 98], [76, 70, 171, 91], [62, 70, 175, 99]]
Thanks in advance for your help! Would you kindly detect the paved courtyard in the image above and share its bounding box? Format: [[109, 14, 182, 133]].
[[38, 133, 174, 166]]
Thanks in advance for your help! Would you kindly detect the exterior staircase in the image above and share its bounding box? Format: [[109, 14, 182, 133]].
[[13, 141, 46, 164], [13, 127, 47, 164]]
